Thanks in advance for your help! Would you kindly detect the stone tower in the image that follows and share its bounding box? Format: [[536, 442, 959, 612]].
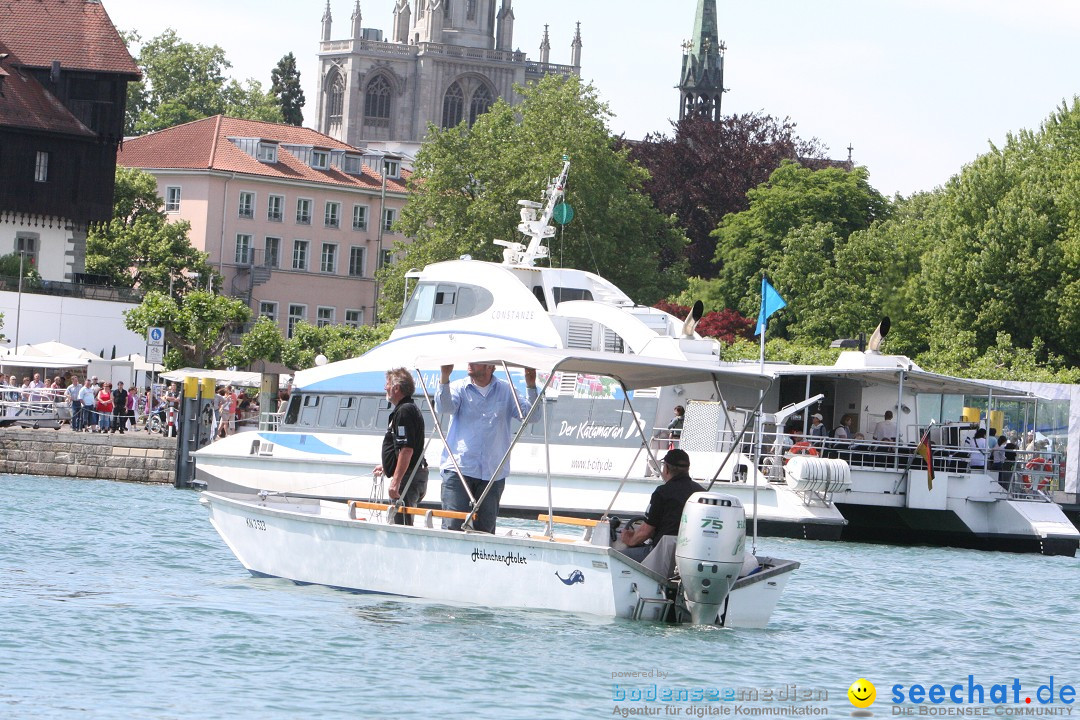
[[678, 0, 725, 121], [317, 1, 582, 151]]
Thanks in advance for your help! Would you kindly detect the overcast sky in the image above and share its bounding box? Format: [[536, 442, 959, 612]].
[[101, 0, 1080, 197]]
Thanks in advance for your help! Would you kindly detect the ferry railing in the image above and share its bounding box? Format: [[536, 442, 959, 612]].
[[259, 411, 285, 432], [0, 386, 69, 423]]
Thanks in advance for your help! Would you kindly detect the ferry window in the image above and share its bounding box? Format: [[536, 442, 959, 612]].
[[299, 395, 321, 426], [284, 395, 301, 425], [552, 287, 593, 305], [318, 396, 340, 426], [398, 282, 493, 327], [401, 283, 437, 325], [355, 396, 380, 429], [432, 285, 457, 322], [337, 397, 356, 427], [532, 286, 548, 311]]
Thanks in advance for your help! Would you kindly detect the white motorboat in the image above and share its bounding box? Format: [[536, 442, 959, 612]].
[[193, 159, 847, 540], [202, 348, 802, 627]]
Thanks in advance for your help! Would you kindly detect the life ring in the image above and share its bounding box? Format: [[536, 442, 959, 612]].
[[784, 441, 819, 464], [1022, 457, 1053, 492]]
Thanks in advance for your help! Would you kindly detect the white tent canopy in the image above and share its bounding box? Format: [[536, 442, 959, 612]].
[[116, 353, 164, 373]]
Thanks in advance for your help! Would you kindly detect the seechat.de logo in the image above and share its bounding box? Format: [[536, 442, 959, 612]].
[[848, 678, 876, 716]]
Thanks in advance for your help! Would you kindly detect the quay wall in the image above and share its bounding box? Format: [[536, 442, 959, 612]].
[[0, 427, 176, 483]]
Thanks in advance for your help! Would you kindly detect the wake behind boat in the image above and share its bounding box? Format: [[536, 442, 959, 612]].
[[202, 348, 802, 627]]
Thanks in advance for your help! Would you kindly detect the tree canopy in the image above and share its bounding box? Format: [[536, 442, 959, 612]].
[[86, 167, 218, 297], [123, 291, 251, 370], [270, 53, 305, 126], [384, 75, 688, 318], [631, 113, 827, 278], [125, 29, 283, 135]]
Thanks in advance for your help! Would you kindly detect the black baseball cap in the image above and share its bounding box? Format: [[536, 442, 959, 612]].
[[661, 449, 690, 468]]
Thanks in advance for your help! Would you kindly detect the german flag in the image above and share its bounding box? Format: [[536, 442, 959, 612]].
[[917, 434, 934, 490]]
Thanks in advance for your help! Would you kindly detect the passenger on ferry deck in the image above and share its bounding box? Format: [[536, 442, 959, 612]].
[[666, 405, 685, 439], [436, 359, 538, 533], [872, 410, 897, 442], [618, 449, 705, 578], [374, 368, 428, 526], [808, 413, 827, 446], [833, 414, 854, 440], [965, 428, 988, 469]]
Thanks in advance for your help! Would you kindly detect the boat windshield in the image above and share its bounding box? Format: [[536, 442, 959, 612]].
[[398, 282, 494, 328]]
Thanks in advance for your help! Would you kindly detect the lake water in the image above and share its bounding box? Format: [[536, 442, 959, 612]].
[[2, 473, 1079, 719]]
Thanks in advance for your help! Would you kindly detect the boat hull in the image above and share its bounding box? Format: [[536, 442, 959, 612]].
[[201, 492, 798, 628]]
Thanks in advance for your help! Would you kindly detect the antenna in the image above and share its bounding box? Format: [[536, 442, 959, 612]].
[[495, 156, 571, 267]]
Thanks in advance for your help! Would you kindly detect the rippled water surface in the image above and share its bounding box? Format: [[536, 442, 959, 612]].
[[1, 474, 1078, 719]]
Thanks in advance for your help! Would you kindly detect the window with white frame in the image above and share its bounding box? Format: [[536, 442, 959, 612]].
[[259, 301, 278, 323], [267, 194, 284, 222], [296, 198, 312, 225], [348, 246, 366, 277], [316, 306, 335, 327], [165, 186, 181, 212], [383, 159, 400, 178], [342, 154, 363, 174], [382, 207, 397, 232], [34, 151, 49, 182], [345, 309, 364, 328], [311, 150, 329, 169], [324, 201, 341, 228], [320, 243, 337, 273], [257, 142, 278, 163], [235, 234, 253, 264], [264, 237, 280, 268], [381, 249, 393, 269], [238, 191, 255, 219], [292, 240, 309, 270], [287, 304, 306, 338], [352, 204, 368, 231]]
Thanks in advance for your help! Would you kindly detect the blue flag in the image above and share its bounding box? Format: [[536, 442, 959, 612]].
[[754, 277, 786, 336]]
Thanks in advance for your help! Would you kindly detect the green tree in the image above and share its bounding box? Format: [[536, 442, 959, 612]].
[[220, 316, 286, 370], [385, 75, 687, 317], [270, 53, 305, 126], [125, 29, 282, 135], [912, 99, 1080, 367], [123, 290, 251, 369], [707, 161, 891, 338], [280, 322, 394, 370], [86, 167, 217, 296]]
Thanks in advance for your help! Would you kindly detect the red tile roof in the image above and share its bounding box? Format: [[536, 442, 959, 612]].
[[0, 0, 140, 76], [0, 43, 94, 135], [119, 116, 409, 192]]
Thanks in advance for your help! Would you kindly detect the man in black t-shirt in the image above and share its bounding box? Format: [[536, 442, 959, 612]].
[[619, 449, 705, 576], [374, 368, 427, 525], [111, 381, 130, 434]]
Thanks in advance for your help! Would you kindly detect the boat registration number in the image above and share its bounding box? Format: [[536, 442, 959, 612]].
[[245, 518, 267, 531]]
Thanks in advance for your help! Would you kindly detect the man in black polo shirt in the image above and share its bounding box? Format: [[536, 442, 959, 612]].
[[619, 449, 705, 576], [374, 368, 428, 525]]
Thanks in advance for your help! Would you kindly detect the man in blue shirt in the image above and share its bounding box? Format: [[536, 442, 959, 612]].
[[436, 360, 538, 533]]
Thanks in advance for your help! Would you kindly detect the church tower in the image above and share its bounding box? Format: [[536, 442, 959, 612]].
[[678, 0, 724, 121], [317, 1, 581, 150]]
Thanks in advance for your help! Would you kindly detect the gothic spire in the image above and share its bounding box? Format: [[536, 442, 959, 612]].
[[678, 0, 724, 121], [570, 21, 582, 68], [539, 24, 550, 64], [351, 1, 363, 40], [321, 1, 333, 42]]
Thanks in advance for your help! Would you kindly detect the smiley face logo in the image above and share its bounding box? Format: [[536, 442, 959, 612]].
[[848, 678, 876, 709]]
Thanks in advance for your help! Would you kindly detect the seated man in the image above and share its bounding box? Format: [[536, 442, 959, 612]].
[[618, 449, 705, 578]]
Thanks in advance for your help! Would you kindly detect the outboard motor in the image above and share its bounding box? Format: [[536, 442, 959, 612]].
[[675, 492, 746, 625]]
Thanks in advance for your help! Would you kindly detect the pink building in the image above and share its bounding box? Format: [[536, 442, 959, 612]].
[[118, 115, 408, 336]]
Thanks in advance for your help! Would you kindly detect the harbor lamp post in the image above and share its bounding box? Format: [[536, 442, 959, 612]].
[[373, 163, 388, 326], [14, 250, 27, 350]]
